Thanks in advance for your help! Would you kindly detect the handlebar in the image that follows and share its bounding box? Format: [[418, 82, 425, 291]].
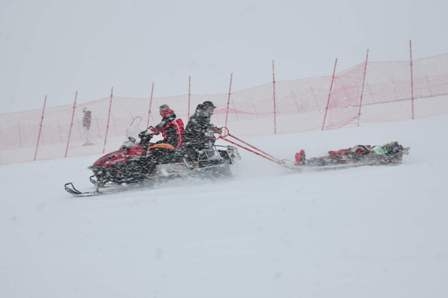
[[138, 128, 155, 145], [218, 127, 229, 138]]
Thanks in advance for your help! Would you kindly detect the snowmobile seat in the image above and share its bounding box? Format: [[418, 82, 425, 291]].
[[149, 143, 175, 151]]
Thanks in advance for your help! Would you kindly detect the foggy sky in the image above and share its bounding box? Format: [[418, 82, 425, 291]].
[[1, 0, 447, 112]]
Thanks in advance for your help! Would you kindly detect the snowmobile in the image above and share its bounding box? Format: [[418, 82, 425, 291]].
[[293, 141, 409, 169], [64, 130, 240, 197]]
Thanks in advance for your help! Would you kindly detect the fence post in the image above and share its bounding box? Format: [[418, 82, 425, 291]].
[[357, 49, 369, 127], [33, 95, 48, 161], [225, 73, 233, 127], [187, 76, 191, 119], [64, 91, 78, 157], [409, 40, 415, 120], [321, 58, 338, 131], [272, 60, 277, 134], [146, 82, 154, 127], [102, 87, 114, 154]]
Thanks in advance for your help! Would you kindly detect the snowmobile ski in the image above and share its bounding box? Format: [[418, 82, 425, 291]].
[[64, 182, 101, 197]]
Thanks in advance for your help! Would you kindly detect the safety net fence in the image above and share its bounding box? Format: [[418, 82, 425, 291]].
[[1, 52, 447, 164]]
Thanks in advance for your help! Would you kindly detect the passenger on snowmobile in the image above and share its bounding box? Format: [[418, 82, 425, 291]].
[[184, 100, 222, 161]]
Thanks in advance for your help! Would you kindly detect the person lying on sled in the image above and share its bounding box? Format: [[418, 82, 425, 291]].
[[294, 142, 404, 165]]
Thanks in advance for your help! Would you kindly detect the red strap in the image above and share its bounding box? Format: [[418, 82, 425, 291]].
[[218, 127, 284, 166]]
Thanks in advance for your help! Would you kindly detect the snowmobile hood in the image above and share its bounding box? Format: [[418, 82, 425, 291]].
[[92, 144, 146, 168], [92, 150, 126, 168]]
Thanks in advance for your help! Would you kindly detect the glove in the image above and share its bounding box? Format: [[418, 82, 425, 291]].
[[149, 126, 160, 135]]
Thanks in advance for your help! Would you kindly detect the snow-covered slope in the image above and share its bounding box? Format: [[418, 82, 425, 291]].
[[1, 115, 447, 298]]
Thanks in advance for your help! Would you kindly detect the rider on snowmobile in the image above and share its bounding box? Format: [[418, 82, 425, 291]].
[[138, 105, 185, 167], [140, 104, 185, 149], [184, 100, 222, 161]]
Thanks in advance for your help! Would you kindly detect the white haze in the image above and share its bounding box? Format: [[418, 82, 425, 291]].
[[1, 0, 448, 112]]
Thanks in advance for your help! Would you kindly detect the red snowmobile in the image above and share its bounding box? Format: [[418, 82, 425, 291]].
[[64, 129, 240, 197]]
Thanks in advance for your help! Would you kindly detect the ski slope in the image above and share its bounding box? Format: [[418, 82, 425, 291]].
[[1, 115, 447, 298]]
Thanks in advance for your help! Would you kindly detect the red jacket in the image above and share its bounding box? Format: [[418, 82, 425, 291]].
[[153, 115, 185, 148]]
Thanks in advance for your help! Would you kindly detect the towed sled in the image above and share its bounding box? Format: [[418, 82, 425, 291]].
[[211, 129, 410, 172], [65, 132, 240, 197], [292, 141, 409, 170]]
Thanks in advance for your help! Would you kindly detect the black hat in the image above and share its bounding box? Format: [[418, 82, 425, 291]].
[[202, 100, 216, 109]]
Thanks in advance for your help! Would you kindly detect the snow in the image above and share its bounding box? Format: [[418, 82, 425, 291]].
[[1, 114, 447, 297]]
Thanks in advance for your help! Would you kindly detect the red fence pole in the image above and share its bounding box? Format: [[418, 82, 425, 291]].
[[409, 40, 415, 120], [102, 87, 114, 154], [272, 60, 277, 135], [33, 95, 48, 161], [187, 75, 191, 119], [146, 82, 154, 127], [357, 49, 369, 127], [321, 58, 338, 131], [64, 91, 78, 157], [225, 72, 233, 127]]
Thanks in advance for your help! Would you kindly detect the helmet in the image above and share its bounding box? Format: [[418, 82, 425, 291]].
[[202, 100, 216, 109], [195, 103, 204, 111], [159, 104, 174, 118], [198, 100, 216, 117]]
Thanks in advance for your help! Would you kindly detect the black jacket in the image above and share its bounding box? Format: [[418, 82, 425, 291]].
[[184, 113, 215, 148]]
